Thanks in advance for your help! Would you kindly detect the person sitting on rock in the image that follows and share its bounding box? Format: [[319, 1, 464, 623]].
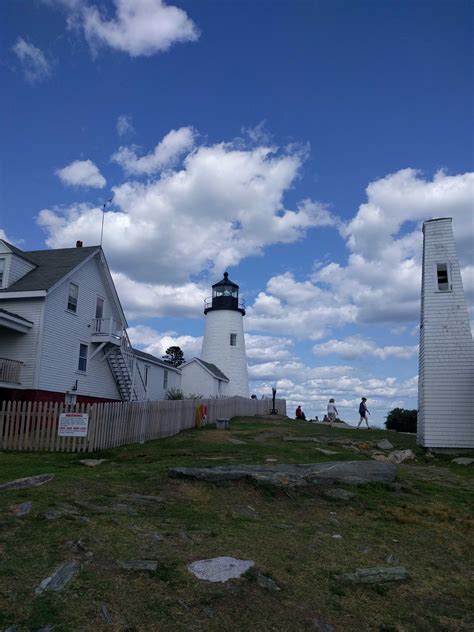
[[295, 405, 306, 421]]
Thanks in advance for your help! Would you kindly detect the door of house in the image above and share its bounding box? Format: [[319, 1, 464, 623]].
[[95, 296, 105, 319]]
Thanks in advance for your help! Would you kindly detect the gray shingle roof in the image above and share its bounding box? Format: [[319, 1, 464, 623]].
[[0, 245, 99, 292], [197, 359, 229, 381], [133, 348, 181, 371]]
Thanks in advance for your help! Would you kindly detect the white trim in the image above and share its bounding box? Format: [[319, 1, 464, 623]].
[[33, 299, 47, 389], [0, 290, 46, 299], [0, 311, 33, 333]]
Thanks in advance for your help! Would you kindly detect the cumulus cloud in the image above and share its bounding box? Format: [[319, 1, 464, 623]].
[[249, 169, 474, 336], [128, 324, 202, 358], [55, 159, 106, 188], [12, 37, 51, 83], [112, 127, 195, 175], [39, 131, 335, 314], [82, 0, 199, 57], [312, 336, 418, 360], [116, 114, 134, 137]]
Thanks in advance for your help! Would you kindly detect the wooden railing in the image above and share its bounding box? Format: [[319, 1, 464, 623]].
[[91, 317, 123, 339], [0, 358, 22, 384], [0, 396, 287, 453]]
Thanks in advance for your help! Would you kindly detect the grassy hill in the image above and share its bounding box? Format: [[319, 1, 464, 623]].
[[0, 417, 472, 631]]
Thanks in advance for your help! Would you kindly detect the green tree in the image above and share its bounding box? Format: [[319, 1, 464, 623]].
[[385, 408, 417, 433], [166, 387, 184, 400], [162, 346, 185, 367]]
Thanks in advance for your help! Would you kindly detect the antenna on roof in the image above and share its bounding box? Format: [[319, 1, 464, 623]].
[[100, 196, 113, 246]]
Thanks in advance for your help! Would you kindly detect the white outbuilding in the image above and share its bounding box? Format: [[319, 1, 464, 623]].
[[417, 218, 474, 448]]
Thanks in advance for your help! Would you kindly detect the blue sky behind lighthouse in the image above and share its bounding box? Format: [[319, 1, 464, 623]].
[[1, 0, 473, 424]]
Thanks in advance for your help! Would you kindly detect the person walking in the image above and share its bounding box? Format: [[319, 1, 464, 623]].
[[327, 398, 338, 428], [357, 397, 370, 429]]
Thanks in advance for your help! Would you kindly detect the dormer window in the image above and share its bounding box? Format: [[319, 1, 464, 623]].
[[436, 263, 450, 292], [0, 258, 5, 287], [67, 282, 79, 313]]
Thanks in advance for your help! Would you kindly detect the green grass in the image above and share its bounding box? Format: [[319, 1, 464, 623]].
[[0, 417, 472, 631]]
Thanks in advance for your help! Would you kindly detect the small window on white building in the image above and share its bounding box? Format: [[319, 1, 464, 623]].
[[436, 263, 450, 292], [0, 258, 5, 287], [163, 369, 168, 389], [230, 333, 237, 346], [78, 343, 88, 372], [67, 282, 79, 313]]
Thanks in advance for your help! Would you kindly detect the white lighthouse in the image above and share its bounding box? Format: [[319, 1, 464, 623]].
[[417, 218, 474, 448], [201, 272, 250, 398]]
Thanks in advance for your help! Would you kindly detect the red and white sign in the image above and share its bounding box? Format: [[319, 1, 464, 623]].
[[58, 413, 89, 437]]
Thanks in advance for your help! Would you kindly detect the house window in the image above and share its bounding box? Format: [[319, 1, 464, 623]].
[[436, 263, 450, 292], [78, 343, 88, 372], [67, 282, 79, 313], [230, 333, 237, 346], [95, 296, 104, 319], [163, 369, 168, 389], [0, 258, 5, 287]]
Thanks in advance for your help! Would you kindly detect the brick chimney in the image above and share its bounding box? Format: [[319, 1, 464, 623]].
[[76, 240, 83, 248]]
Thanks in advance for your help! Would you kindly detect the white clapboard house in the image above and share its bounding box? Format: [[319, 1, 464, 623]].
[[0, 240, 180, 404]]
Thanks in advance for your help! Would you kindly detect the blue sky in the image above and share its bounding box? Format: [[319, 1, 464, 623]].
[[1, 0, 473, 424]]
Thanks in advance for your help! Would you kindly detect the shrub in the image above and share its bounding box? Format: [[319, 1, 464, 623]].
[[385, 408, 417, 433], [166, 388, 184, 400]]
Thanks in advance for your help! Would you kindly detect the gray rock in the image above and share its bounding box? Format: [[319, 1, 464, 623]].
[[35, 560, 80, 594], [169, 461, 396, 488], [327, 438, 353, 446], [188, 557, 254, 583], [372, 453, 390, 463], [232, 504, 259, 519], [44, 504, 82, 521], [227, 438, 246, 445], [37, 627, 55, 632], [79, 459, 106, 467], [256, 573, 280, 591], [376, 439, 394, 450], [283, 437, 321, 443], [384, 554, 399, 564], [451, 457, 474, 466], [4, 627, 18, 631], [323, 489, 355, 501], [0, 473, 54, 492], [126, 493, 165, 504], [339, 566, 408, 584], [313, 617, 334, 632], [254, 432, 284, 443], [356, 545, 370, 554], [100, 603, 113, 624], [118, 560, 158, 571], [11, 501, 32, 517], [314, 448, 340, 456], [388, 449, 416, 464]]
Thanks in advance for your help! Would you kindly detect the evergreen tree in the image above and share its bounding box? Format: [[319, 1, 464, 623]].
[[162, 346, 185, 367]]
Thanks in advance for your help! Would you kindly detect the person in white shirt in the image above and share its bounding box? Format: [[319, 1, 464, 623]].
[[327, 398, 338, 428]]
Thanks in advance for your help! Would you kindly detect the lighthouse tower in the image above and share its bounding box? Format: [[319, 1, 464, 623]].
[[418, 218, 474, 448], [201, 272, 250, 397]]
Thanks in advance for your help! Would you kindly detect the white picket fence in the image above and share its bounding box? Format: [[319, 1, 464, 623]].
[[0, 396, 287, 453]]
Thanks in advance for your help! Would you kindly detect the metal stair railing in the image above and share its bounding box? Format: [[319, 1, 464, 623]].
[[107, 331, 147, 401]]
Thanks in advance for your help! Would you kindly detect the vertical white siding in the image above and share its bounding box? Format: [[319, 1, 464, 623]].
[[0, 298, 44, 388], [39, 256, 121, 399], [181, 361, 221, 397], [417, 218, 474, 448], [201, 310, 250, 397]]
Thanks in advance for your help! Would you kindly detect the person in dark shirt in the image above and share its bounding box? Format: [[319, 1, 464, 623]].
[[295, 405, 306, 421], [357, 397, 370, 429]]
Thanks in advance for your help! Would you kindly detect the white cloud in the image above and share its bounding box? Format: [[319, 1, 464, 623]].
[[12, 37, 51, 83], [55, 159, 106, 188], [116, 114, 134, 137], [112, 127, 195, 175], [82, 0, 199, 57], [312, 336, 418, 360], [248, 169, 474, 338], [127, 324, 202, 359], [39, 132, 335, 316]]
